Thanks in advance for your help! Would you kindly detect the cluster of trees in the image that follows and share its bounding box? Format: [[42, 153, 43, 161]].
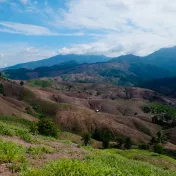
[[81, 130, 132, 149], [143, 103, 176, 128], [149, 131, 168, 154]]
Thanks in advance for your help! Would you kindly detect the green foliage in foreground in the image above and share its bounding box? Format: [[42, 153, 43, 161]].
[[0, 116, 34, 142], [21, 151, 176, 176], [37, 118, 59, 138], [0, 139, 26, 163]]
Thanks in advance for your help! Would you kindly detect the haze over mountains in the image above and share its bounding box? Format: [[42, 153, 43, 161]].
[[3, 46, 176, 88], [4, 55, 110, 70], [4, 46, 176, 73]]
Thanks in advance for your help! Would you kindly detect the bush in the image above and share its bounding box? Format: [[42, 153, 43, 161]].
[[0, 83, 4, 95], [37, 118, 58, 138], [153, 144, 164, 154], [30, 122, 38, 135], [20, 81, 24, 86], [82, 132, 91, 146], [116, 137, 125, 149], [102, 139, 110, 149], [143, 106, 151, 113], [124, 137, 132, 149], [138, 143, 149, 150]]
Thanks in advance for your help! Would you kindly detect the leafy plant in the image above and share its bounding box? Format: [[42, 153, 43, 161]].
[[124, 137, 132, 149], [82, 132, 91, 146], [37, 118, 58, 138], [153, 144, 164, 154]]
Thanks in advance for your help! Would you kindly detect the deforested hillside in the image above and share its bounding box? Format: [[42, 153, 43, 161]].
[[1, 76, 176, 175]]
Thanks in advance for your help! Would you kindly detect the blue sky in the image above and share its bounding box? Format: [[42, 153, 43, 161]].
[[0, 0, 176, 67]]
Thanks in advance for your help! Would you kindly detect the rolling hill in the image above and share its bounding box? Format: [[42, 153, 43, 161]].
[[0, 73, 176, 175]]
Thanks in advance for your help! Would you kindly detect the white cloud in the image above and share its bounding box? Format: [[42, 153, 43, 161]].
[[0, 21, 100, 36], [0, 21, 57, 36], [53, 0, 176, 56], [19, 0, 29, 5], [0, 43, 57, 67]]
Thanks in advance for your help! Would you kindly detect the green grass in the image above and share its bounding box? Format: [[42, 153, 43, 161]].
[[0, 120, 34, 143], [0, 116, 32, 128], [27, 145, 55, 157], [1, 115, 176, 176], [112, 149, 176, 170], [21, 151, 176, 176], [0, 139, 26, 163]]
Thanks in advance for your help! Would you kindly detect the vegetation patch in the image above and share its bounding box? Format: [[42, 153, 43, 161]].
[[0, 139, 26, 163], [28, 79, 53, 88], [21, 151, 176, 176]]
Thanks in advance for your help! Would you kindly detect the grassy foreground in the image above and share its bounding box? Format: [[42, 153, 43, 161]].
[[0, 115, 176, 176], [21, 151, 176, 176]]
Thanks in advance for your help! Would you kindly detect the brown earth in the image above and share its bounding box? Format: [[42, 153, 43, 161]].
[[0, 78, 174, 143]]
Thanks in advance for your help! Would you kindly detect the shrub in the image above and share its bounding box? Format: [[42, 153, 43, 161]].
[[150, 137, 157, 145], [138, 143, 149, 150], [153, 144, 164, 154], [30, 122, 38, 135], [82, 132, 91, 146], [116, 137, 125, 149], [37, 118, 58, 138], [0, 83, 4, 95], [20, 81, 24, 86], [102, 139, 110, 149], [143, 106, 151, 113], [124, 137, 132, 149]]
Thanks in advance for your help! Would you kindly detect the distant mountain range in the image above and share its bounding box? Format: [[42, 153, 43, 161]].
[[4, 54, 110, 70], [110, 46, 176, 73], [2, 46, 176, 87]]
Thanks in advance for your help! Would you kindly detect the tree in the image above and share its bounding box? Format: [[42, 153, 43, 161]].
[[138, 143, 149, 150], [20, 81, 24, 86], [143, 106, 151, 113], [82, 132, 91, 146], [117, 137, 125, 148], [124, 137, 132, 149], [37, 118, 58, 138], [156, 131, 167, 144], [102, 138, 110, 149], [101, 130, 113, 149], [0, 83, 4, 95], [153, 144, 164, 154], [150, 137, 157, 145]]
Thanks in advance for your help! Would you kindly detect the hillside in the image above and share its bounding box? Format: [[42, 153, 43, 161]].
[[1, 115, 176, 175], [140, 77, 176, 98], [0, 76, 176, 175]]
